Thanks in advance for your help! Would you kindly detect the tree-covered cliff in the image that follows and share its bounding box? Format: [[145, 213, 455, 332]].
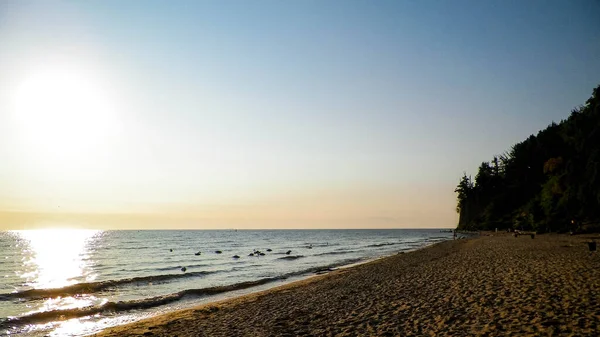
[[456, 85, 600, 233]]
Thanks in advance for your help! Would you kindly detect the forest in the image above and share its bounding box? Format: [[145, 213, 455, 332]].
[[456, 84, 600, 233]]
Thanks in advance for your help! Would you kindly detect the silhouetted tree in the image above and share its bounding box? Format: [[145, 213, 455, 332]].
[[456, 84, 600, 232]]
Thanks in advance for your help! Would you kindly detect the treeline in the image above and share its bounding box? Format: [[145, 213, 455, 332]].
[[456, 85, 600, 233]]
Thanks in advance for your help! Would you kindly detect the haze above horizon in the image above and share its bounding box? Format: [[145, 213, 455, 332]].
[[1, 0, 599, 229]]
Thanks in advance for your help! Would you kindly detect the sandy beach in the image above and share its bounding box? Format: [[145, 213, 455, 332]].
[[93, 234, 600, 336]]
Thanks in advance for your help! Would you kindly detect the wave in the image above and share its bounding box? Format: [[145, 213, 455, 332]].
[[314, 251, 352, 257], [365, 242, 400, 248], [303, 242, 334, 247], [279, 258, 364, 277], [0, 277, 281, 329], [0, 271, 215, 301], [115, 246, 151, 250], [277, 255, 305, 260], [1, 260, 366, 329], [154, 263, 211, 271], [401, 240, 424, 244]]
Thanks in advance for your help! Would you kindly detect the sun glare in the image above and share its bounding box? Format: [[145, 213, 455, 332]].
[[11, 64, 120, 163], [16, 229, 99, 289]]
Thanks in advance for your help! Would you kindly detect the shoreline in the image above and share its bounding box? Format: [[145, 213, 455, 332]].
[[81, 241, 444, 335], [89, 239, 463, 337], [88, 238, 458, 336], [2, 230, 451, 336], [92, 233, 600, 336]]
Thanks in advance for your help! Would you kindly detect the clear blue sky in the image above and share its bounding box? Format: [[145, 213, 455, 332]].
[[0, 0, 599, 229]]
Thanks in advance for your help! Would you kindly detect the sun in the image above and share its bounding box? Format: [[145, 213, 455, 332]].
[[11, 64, 120, 163]]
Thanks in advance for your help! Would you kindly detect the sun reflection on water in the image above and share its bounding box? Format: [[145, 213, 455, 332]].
[[6, 229, 108, 336], [15, 229, 99, 289]]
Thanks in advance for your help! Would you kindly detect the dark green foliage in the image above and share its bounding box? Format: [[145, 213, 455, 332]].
[[456, 85, 600, 233]]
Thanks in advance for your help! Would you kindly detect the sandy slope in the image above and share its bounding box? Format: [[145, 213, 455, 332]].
[[93, 233, 600, 336]]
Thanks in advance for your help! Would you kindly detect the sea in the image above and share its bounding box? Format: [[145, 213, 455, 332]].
[[0, 229, 452, 336]]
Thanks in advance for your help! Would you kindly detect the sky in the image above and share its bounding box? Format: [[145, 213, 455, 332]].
[[0, 0, 599, 229]]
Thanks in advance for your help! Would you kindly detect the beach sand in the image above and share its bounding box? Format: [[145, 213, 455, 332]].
[[93, 234, 600, 336]]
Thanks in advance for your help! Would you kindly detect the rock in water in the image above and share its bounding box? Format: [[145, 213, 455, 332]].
[[589, 241, 597, 252]]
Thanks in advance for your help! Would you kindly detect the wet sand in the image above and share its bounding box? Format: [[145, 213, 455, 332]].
[[93, 234, 600, 336]]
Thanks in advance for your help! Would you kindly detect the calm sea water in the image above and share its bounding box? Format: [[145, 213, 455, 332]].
[[0, 229, 451, 336]]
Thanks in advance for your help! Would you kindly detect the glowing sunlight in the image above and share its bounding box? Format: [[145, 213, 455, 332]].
[[15, 229, 99, 289], [11, 64, 120, 164]]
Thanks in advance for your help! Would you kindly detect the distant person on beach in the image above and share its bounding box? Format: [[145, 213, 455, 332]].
[[453, 230, 457, 240]]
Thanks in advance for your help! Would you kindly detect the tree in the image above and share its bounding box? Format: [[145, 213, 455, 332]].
[[455, 84, 600, 232]]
